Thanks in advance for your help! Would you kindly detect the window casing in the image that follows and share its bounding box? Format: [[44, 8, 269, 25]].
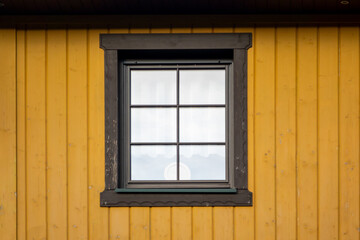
[[100, 33, 252, 206]]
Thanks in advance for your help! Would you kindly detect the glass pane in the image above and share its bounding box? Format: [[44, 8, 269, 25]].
[[131, 146, 177, 180], [131, 108, 176, 142], [131, 70, 176, 105], [179, 145, 226, 180], [179, 69, 225, 104], [179, 108, 225, 142]]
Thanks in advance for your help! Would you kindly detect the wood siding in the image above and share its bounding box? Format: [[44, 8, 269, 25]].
[[0, 25, 359, 240]]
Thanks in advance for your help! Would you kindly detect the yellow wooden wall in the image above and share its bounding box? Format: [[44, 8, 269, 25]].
[[0, 25, 359, 240]]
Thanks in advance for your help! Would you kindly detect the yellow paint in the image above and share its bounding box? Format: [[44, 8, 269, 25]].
[[26, 29, 47, 240], [275, 27, 296, 240], [46, 29, 68, 240], [254, 27, 276, 240], [0, 25, 359, 240], [339, 27, 360, 240], [16, 29, 26, 240], [297, 27, 318, 240], [0, 29, 17, 240], [318, 27, 339, 240]]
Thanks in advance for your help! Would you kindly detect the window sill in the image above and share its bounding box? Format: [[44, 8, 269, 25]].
[[101, 189, 252, 207], [115, 188, 237, 193]]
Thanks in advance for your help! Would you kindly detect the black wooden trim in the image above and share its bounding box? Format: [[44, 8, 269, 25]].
[[104, 50, 119, 190], [2, 15, 360, 28], [233, 49, 248, 190], [100, 33, 251, 50], [101, 33, 252, 206], [101, 189, 252, 207]]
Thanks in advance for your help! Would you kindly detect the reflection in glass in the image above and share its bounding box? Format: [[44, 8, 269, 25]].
[[131, 146, 177, 180], [179, 69, 225, 104], [180, 108, 225, 142], [180, 145, 226, 180], [131, 70, 176, 105], [131, 108, 176, 142]]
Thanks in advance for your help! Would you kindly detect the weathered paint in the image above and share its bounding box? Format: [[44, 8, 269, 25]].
[[0, 25, 359, 240]]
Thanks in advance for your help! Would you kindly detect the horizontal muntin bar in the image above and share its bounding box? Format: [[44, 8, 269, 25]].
[[130, 142, 225, 145], [130, 104, 226, 108]]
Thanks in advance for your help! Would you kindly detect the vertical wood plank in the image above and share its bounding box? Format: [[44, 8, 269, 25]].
[[67, 28, 88, 240], [88, 28, 109, 240], [254, 27, 276, 240], [193, 207, 212, 240], [213, 207, 233, 240], [46, 28, 68, 240], [234, 26, 255, 240], [130, 207, 150, 240], [275, 27, 297, 240], [108, 27, 130, 240], [0, 29, 17, 240], [26, 29, 47, 240], [339, 26, 360, 240], [109, 208, 129, 240], [150, 207, 171, 240], [318, 26, 339, 240], [172, 207, 192, 240], [16, 28, 27, 240], [297, 26, 318, 240]]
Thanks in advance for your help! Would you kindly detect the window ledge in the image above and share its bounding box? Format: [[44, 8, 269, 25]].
[[115, 188, 237, 193], [101, 189, 252, 207]]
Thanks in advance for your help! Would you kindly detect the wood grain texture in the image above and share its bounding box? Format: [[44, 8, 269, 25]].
[[193, 207, 212, 240], [318, 26, 339, 240], [172, 207, 192, 240], [0, 29, 17, 240], [151, 207, 171, 240], [16, 28, 26, 240], [130, 207, 150, 240], [297, 26, 318, 240], [67, 29, 88, 240], [4, 25, 360, 240], [213, 207, 233, 240], [46, 28, 68, 240], [254, 27, 276, 240], [26, 29, 47, 240], [339, 26, 360, 240], [275, 27, 297, 240]]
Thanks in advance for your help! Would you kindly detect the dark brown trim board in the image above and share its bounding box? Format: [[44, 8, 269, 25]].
[[101, 33, 253, 207], [101, 190, 252, 207]]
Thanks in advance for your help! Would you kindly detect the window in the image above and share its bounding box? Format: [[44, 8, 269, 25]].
[[100, 33, 252, 206]]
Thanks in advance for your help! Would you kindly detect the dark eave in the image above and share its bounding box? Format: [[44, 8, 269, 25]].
[[1, 0, 360, 27], [0, 0, 359, 15], [2, 14, 360, 28]]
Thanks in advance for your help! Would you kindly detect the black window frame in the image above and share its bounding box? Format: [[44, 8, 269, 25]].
[[100, 33, 253, 207], [124, 63, 230, 189]]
